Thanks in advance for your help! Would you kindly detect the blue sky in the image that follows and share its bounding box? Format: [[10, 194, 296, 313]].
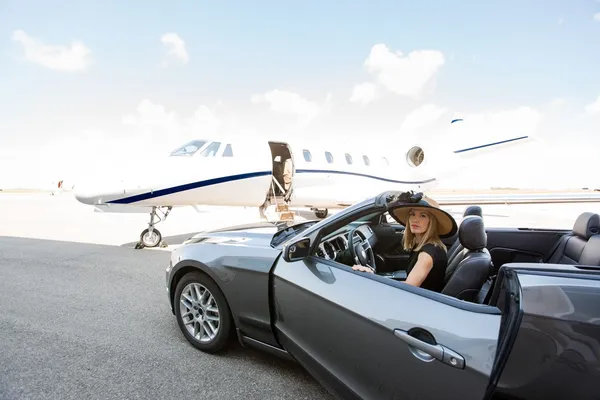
[[0, 0, 599, 188]]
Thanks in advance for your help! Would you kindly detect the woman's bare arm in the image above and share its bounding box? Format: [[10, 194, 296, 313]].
[[405, 251, 433, 287]]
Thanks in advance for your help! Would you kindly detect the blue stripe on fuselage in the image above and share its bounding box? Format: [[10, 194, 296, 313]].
[[107, 171, 272, 204], [106, 169, 437, 204]]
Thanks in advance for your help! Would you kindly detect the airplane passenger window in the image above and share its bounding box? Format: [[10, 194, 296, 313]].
[[223, 144, 233, 157], [169, 140, 207, 156], [199, 142, 221, 157], [381, 157, 389, 166], [363, 155, 370, 166], [303, 150, 312, 162], [345, 153, 353, 164], [325, 151, 333, 163]]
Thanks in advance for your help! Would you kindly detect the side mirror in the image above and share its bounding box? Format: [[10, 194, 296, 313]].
[[283, 237, 311, 262]]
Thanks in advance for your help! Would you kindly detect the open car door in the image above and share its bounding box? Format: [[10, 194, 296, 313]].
[[272, 249, 504, 400]]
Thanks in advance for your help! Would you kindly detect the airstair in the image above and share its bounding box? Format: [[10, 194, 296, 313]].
[[265, 176, 295, 221]]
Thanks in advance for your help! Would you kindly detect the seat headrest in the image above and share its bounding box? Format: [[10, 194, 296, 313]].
[[459, 215, 486, 251], [573, 212, 600, 239], [463, 205, 483, 218], [580, 235, 600, 266]]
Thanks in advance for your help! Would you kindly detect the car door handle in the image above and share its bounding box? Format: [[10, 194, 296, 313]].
[[393, 329, 465, 369]]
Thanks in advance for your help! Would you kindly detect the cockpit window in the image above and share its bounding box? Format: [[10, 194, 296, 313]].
[[223, 144, 233, 157], [198, 142, 221, 157], [169, 140, 207, 156]]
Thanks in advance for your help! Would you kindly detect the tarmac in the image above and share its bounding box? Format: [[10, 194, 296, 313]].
[[1, 191, 599, 400], [0, 192, 333, 400]]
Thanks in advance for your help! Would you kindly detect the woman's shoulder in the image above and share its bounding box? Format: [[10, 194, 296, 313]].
[[420, 243, 447, 260]]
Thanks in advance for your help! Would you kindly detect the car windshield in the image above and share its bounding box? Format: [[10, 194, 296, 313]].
[[271, 209, 385, 248], [321, 210, 383, 240], [270, 221, 319, 247]]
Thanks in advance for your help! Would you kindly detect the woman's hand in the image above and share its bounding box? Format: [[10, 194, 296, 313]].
[[352, 265, 374, 273]]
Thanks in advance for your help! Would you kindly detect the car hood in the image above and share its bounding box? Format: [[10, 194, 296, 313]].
[[182, 220, 317, 248]]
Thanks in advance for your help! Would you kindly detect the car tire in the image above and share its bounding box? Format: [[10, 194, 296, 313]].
[[174, 271, 233, 353]]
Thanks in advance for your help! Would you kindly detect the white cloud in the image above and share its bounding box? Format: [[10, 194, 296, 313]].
[[188, 105, 221, 133], [593, 13, 600, 22], [11, 29, 91, 71], [548, 97, 567, 108], [122, 99, 221, 149], [363, 43, 445, 98], [160, 33, 189, 65], [250, 89, 329, 127], [584, 96, 600, 114], [349, 82, 378, 105], [122, 99, 180, 134], [400, 104, 447, 132]]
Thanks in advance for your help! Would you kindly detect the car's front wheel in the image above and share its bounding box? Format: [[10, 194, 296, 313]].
[[174, 271, 233, 353]]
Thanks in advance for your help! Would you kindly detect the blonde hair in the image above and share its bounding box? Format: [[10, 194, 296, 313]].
[[402, 209, 447, 252]]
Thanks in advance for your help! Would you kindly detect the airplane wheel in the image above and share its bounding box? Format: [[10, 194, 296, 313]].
[[140, 228, 162, 248], [315, 209, 328, 219]]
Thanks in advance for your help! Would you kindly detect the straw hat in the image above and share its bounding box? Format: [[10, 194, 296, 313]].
[[389, 194, 457, 238]]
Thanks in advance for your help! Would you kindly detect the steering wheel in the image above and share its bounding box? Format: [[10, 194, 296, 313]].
[[347, 224, 376, 272]]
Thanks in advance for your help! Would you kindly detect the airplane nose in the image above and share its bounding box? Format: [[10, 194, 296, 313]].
[[73, 177, 135, 206], [74, 185, 98, 205]]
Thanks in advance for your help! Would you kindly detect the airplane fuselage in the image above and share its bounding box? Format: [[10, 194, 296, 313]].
[[72, 126, 535, 247], [75, 138, 440, 210]]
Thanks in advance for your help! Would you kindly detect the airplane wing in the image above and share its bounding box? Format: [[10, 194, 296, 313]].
[[452, 135, 530, 156], [447, 116, 535, 159], [419, 119, 600, 205], [431, 191, 600, 205]]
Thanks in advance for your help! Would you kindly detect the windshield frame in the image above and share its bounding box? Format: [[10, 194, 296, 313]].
[[169, 140, 209, 157]]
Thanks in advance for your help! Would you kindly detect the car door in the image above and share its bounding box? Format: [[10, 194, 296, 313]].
[[272, 253, 503, 400]]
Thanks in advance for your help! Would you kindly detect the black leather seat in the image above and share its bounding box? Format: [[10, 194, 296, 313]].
[[545, 212, 600, 265], [447, 205, 483, 264], [441, 215, 492, 301], [473, 211, 600, 305]]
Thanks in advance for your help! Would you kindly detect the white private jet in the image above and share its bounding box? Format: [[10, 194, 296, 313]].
[[74, 120, 547, 247]]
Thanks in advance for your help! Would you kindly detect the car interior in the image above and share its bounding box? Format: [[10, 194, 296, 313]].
[[314, 205, 600, 305]]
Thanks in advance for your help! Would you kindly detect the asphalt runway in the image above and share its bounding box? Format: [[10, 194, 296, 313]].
[[0, 236, 332, 400], [2, 192, 600, 400]]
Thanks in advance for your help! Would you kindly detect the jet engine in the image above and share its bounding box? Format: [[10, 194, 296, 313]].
[[406, 146, 425, 167]]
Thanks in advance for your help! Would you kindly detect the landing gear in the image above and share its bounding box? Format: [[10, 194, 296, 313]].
[[313, 208, 328, 219], [136, 206, 172, 249], [258, 198, 270, 220], [140, 228, 162, 248]]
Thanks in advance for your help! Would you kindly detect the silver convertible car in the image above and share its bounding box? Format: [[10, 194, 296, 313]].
[[165, 190, 600, 400]]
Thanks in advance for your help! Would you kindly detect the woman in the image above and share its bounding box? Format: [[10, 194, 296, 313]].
[[352, 195, 457, 292]]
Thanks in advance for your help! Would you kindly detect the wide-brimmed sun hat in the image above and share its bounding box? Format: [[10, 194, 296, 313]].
[[389, 193, 458, 238]]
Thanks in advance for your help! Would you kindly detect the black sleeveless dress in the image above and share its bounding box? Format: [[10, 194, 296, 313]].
[[405, 243, 448, 292]]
